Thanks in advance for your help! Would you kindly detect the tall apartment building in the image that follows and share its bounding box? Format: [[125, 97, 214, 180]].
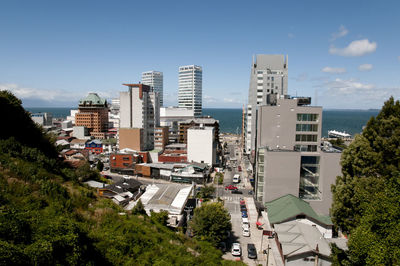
[[75, 93, 108, 139], [254, 97, 341, 215], [119, 84, 160, 151], [142, 71, 163, 106], [245, 54, 288, 155], [178, 65, 202, 117]]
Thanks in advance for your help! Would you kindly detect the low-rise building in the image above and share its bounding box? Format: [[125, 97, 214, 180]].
[[85, 139, 103, 154], [160, 107, 194, 143], [70, 139, 88, 149], [187, 127, 216, 166], [126, 183, 193, 227], [110, 150, 149, 175]]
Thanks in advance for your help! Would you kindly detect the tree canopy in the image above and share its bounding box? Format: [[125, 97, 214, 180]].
[[190, 202, 232, 246], [0, 91, 241, 265], [331, 97, 400, 265]]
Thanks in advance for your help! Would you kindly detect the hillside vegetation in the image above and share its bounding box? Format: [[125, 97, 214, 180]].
[[0, 91, 240, 265]]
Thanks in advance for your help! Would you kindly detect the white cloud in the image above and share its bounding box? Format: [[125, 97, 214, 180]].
[[358, 64, 373, 71], [329, 39, 377, 56], [330, 25, 349, 41], [288, 33, 295, 39], [317, 78, 400, 108], [322, 67, 347, 74], [0, 83, 117, 105]]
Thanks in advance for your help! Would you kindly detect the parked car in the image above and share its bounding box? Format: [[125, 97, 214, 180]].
[[241, 211, 248, 218], [231, 189, 243, 194], [225, 185, 238, 190], [240, 205, 247, 212], [242, 227, 250, 237], [239, 200, 246, 205], [231, 243, 241, 256], [247, 243, 257, 259], [238, 165, 242, 171]]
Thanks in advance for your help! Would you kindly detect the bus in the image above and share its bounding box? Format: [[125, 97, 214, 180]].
[[233, 174, 240, 183]]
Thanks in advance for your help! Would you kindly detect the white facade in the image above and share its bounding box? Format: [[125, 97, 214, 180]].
[[245, 54, 288, 154], [66, 109, 78, 124], [31, 112, 52, 126], [142, 71, 163, 106], [187, 127, 216, 166], [178, 65, 202, 117], [119, 84, 160, 151]]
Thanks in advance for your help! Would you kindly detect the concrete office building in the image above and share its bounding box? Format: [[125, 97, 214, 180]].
[[142, 71, 163, 106], [75, 93, 109, 139], [31, 112, 53, 126], [160, 107, 194, 143], [178, 65, 202, 117], [187, 127, 216, 166], [119, 84, 160, 151], [178, 117, 219, 144], [245, 54, 288, 155], [255, 97, 341, 215]]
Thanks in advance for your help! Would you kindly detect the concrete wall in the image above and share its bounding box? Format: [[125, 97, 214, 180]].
[[309, 152, 342, 216], [119, 128, 143, 151], [187, 127, 215, 165], [263, 151, 301, 202], [257, 98, 322, 151]]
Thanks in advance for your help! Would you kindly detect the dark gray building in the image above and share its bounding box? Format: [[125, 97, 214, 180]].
[[255, 97, 341, 215], [245, 54, 288, 155]]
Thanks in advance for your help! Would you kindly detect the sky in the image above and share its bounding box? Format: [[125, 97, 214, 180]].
[[0, 0, 399, 109]]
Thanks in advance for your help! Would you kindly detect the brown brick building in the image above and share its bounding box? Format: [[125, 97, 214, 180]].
[[178, 117, 220, 144], [75, 93, 108, 139], [109, 151, 150, 175]]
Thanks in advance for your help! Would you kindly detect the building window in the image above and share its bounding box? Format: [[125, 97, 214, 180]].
[[297, 113, 319, 122], [296, 124, 318, 132], [294, 145, 317, 152], [123, 163, 129, 166], [295, 134, 318, 142], [122, 157, 130, 161], [299, 156, 321, 200]]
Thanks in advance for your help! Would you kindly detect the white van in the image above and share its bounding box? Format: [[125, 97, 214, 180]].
[[233, 174, 240, 183]]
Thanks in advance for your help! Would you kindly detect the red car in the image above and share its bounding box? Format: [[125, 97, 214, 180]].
[[238, 166, 242, 172], [240, 200, 246, 205], [225, 185, 238, 190]]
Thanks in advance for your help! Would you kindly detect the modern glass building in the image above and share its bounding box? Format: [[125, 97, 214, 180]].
[[142, 71, 163, 106], [178, 65, 202, 117]]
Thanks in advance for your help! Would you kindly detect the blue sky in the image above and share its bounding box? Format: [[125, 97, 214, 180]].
[[0, 0, 399, 109]]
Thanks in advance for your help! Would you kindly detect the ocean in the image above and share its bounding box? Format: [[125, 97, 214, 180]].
[[25, 107, 379, 137]]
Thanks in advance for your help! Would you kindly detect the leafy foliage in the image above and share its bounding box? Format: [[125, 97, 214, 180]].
[[331, 97, 400, 264], [0, 91, 241, 265], [196, 185, 216, 200], [190, 202, 232, 245]]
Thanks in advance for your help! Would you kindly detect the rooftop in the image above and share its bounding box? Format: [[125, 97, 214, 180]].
[[79, 93, 107, 106], [265, 194, 332, 226]]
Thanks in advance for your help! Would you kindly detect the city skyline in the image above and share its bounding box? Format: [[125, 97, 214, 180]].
[[0, 0, 399, 109]]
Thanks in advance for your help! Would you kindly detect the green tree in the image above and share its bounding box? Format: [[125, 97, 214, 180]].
[[190, 202, 231, 245], [196, 185, 215, 200], [97, 161, 104, 172], [132, 199, 147, 216], [331, 97, 400, 264], [150, 210, 169, 226]]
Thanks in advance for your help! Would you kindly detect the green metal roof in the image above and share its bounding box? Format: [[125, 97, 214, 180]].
[[79, 93, 107, 105], [265, 194, 333, 226]]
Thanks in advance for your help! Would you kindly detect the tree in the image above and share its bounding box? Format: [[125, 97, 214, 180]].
[[196, 185, 215, 200], [132, 199, 147, 216], [150, 210, 169, 226], [331, 97, 400, 264], [190, 202, 231, 245], [97, 161, 104, 172]]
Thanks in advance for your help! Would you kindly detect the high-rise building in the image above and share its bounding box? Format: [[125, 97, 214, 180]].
[[75, 93, 108, 139], [119, 84, 160, 151], [178, 65, 202, 117], [254, 96, 341, 215], [142, 71, 163, 106], [245, 54, 288, 155]]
